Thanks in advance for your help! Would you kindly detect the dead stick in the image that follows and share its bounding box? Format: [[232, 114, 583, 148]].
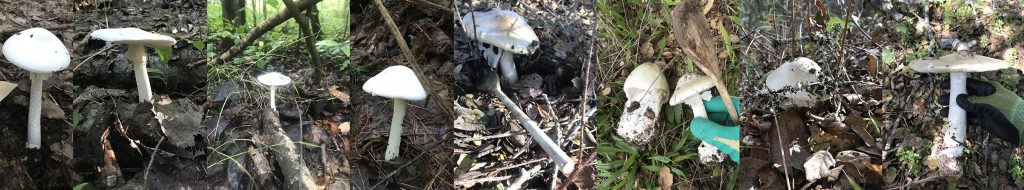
[[280, 0, 323, 77], [371, 0, 455, 120], [209, 0, 321, 65], [259, 109, 318, 189]]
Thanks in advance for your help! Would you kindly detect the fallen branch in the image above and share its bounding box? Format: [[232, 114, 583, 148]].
[[259, 109, 318, 189], [209, 0, 322, 65]]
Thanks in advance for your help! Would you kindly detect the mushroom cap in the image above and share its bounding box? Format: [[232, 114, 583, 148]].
[[362, 65, 427, 101], [257, 72, 292, 86], [461, 9, 539, 54], [2, 28, 70, 73], [765, 57, 821, 102], [89, 28, 176, 48], [668, 74, 715, 106], [909, 51, 1008, 73], [623, 62, 669, 101]]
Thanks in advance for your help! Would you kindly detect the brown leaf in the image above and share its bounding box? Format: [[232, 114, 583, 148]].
[[42, 93, 65, 119], [0, 81, 15, 102], [866, 54, 879, 77], [659, 165, 673, 189], [328, 85, 350, 106]]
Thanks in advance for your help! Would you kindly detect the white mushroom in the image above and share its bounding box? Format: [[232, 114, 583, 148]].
[[461, 9, 539, 83], [617, 62, 669, 144], [2, 28, 70, 149], [909, 51, 1008, 172], [89, 28, 176, 103], [668, 74, 716, 118], [765, 57, 823, 107], [257, 72, 292, 111], [362, 65, 427, 161]]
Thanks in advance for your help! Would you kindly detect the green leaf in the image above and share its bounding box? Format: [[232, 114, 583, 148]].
[[881, 48, 896, 64], [826, 17, 847, 33], [72, 112, 82, 127], [155, 46, 173, 63], [191, 41, 206, 51], [649, 155, 672, 163], [73, 183, 89, 190]]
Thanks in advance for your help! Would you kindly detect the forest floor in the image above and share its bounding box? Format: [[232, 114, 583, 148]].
[[202, 0, 351, 189], [0, 0, 75, 189], [737, 0, 1023, 189], [593, 0, 741, 189], [451, 0, 596, 189], [346, 0, 455, 189], [71, 0, 208, 189]]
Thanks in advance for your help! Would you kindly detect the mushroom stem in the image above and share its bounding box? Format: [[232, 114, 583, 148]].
[[498, 49, 519, 83], [269, 87, 277, 110], [930, 72, 967, 170], [683, 95, 708, 119], [26, 72, 47, 149], [384, 99, 406, 161], [126, 44, 153, 103]]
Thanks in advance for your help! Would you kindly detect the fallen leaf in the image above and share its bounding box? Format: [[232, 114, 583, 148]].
[[41, 93, 65, 119], [659, 165, 673, 189], [328, 85, 350, 106], [867, 54, 878, 76], [0, 81, 15, 102], [338, 122, 350, 135]]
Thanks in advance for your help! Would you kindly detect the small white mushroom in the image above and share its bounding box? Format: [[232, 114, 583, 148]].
[[2, 28, 71, 149], [461, 9, 539, 83], [362, 65, 427, 161], [257, 72, 292, 111], [668, 74, 716, 118], [909, 51, 1008, 172], [89, 28, 176, 103], [617, 62, 669, 144], [765, 57, 823, 107]]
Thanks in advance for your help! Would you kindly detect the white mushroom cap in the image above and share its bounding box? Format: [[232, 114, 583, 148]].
[[362, 65, 427, 101], [257, 72, 292, 87], [2, 28, 70, 73], [766, 57, 822, 103], [910, 51, 1009, 73], [461, 9, 539, 54], [622, 62, 669, 101], [668, 74, 715, 106], [89, 28, 176, 48]]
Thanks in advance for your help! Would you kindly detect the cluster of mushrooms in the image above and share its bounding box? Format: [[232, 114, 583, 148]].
[[617, 62, 736, 163], [0, 27, 174, 149]]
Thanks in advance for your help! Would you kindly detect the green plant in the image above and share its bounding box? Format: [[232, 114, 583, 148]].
[[1012, 155, 1024, 185], [897, 147, 921, 175]]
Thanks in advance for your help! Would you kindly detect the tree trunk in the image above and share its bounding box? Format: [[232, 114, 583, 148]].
[[306, 5, 322, 40]]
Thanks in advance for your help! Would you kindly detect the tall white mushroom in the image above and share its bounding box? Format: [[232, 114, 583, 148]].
[[909, 51, 1008, 172], [461, 9, 539, 83], [89, 28, 176, 103], [617, 62, 669, 144], [765, 57, 823, 107], [362, 65, 427, 161], [257, 72, 292, 111], [2, 28, 70, 149]]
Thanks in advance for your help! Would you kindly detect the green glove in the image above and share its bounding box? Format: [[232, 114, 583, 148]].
[[690, 96, 740, 163], [942, 78, 1024, 145]]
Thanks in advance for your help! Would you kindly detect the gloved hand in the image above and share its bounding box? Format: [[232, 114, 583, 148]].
[[941, 78, 1024, 145], [690, 96, 740, 163]]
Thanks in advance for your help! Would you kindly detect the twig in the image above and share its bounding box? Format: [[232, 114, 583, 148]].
[[405, 0, 452, 13], [507, 165, 543, 190], [371, 0, 455, 120], [141, 136, 165, 188], [454, 176, 514, 186]]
